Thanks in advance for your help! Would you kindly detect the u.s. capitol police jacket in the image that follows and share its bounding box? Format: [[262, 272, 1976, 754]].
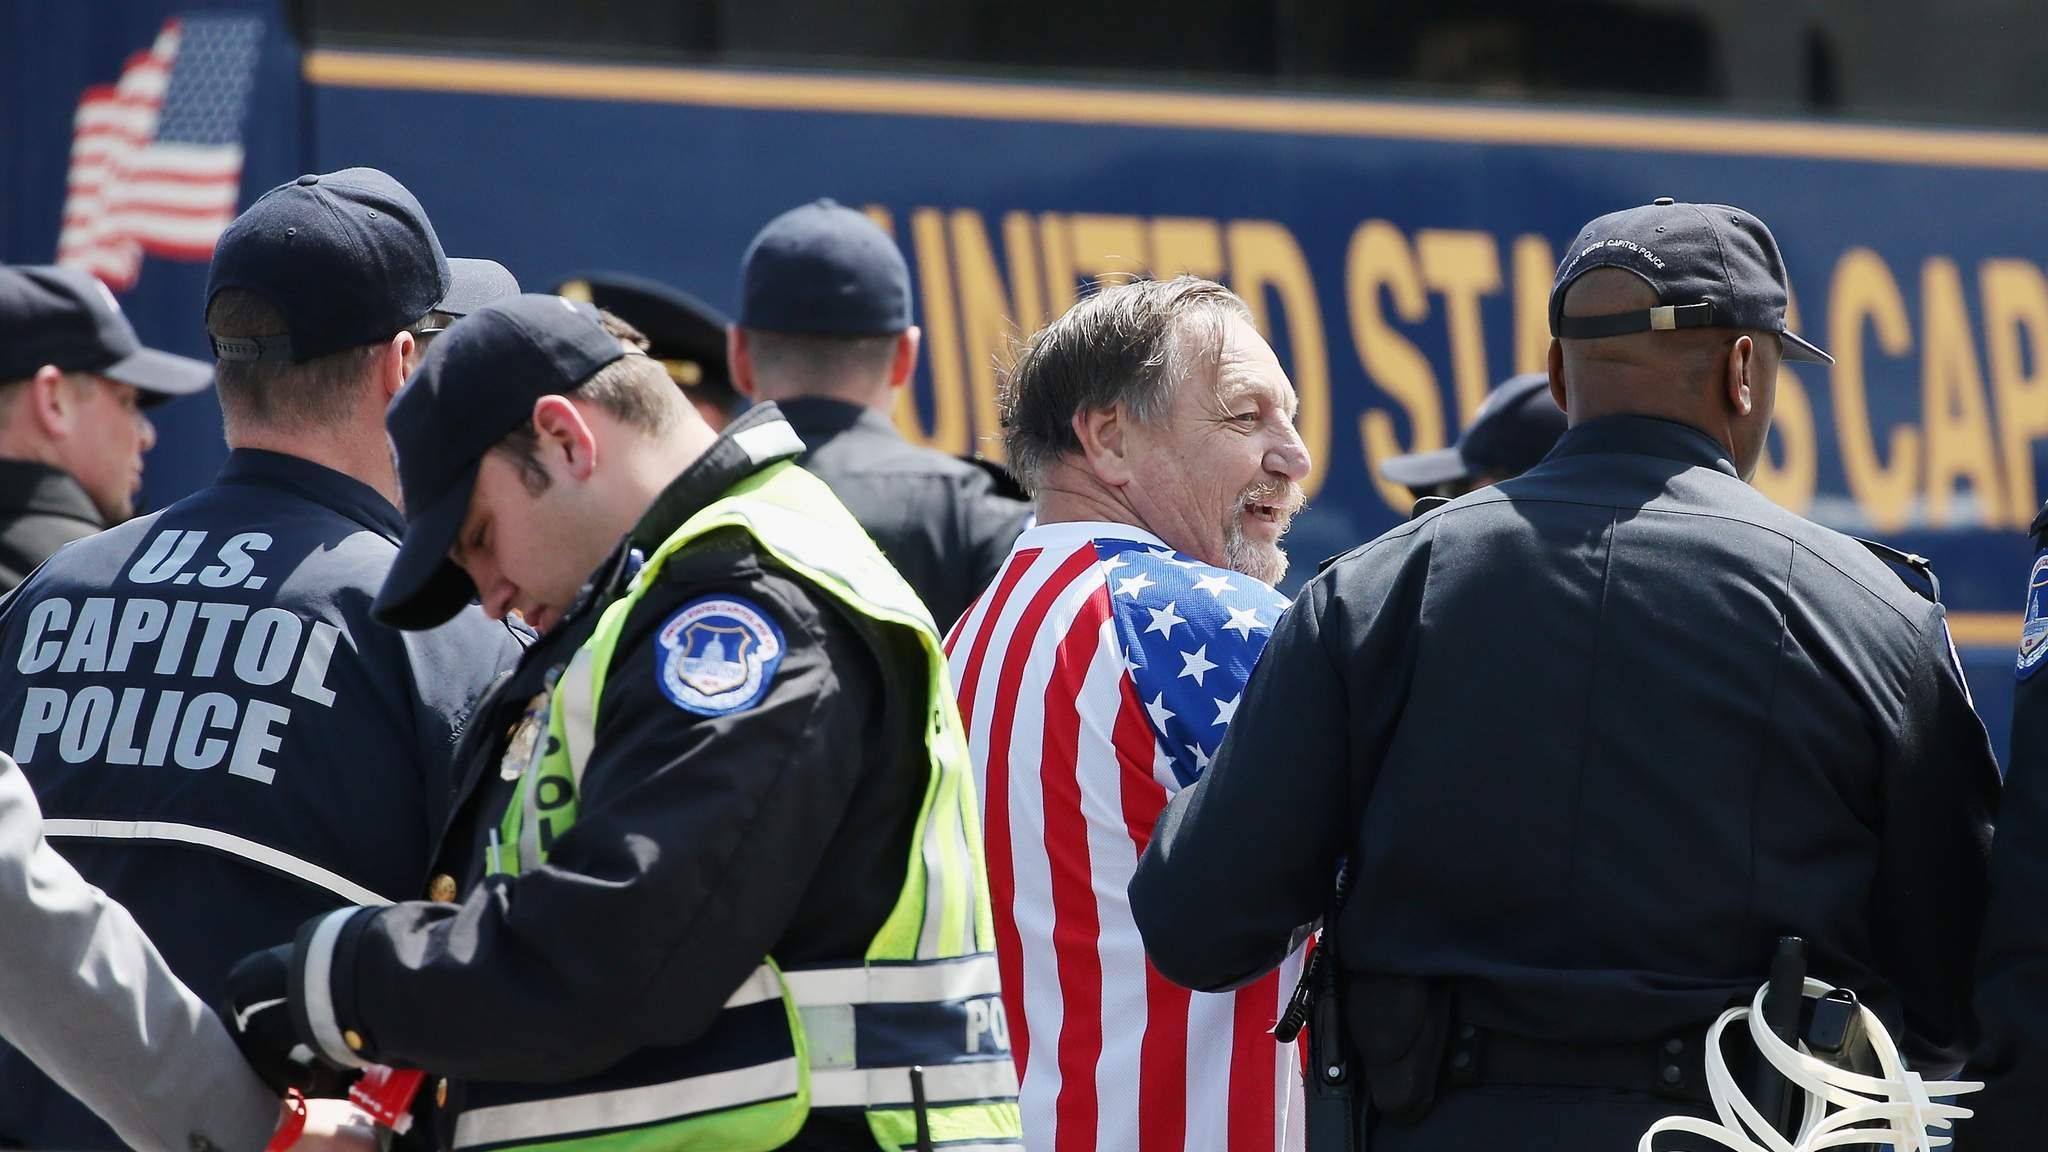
[[0, 448, 527, 1148]]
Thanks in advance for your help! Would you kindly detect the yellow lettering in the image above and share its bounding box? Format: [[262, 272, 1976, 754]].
[[1920, 257, 2004, 527], [949, 210, 1043, 462], [1147, 217, 1226, 280], [1038, 213, 1079, 319], [1513, 234, 1557, 377], [1828, 248, 1919, 533], [1981, 258, 2048, 525], [1418, 230, 1502, 424], [1226, 220, 1331, 499], [1067, 214, 1149, 287], [1751, 289, 1817, 514], [1347, 220, 1445, 513], [893, 208, 970, 455]]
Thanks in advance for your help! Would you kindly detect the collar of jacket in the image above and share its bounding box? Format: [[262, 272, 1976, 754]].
[[1544, 414, 1741, 478], [0, 459, 104, 529], [214, 447, 408, 542], [553, 404, 811, 621], [774, 394, 898, 444]]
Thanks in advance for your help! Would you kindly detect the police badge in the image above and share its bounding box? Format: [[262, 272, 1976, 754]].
[[653, 595, 786, 716], [2020, 551, 2048, 681], [501, 689, 551, 780]]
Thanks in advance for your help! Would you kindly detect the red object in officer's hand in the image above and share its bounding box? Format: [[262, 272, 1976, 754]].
[[349, 1066, 426, 1133]]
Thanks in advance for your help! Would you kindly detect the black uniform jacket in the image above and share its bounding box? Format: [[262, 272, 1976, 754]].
[[1132, 414, 1998, 1075], [0, 459, 103, 595], [0, 450, 527, 1148], [1969, 500, 2048, 1149], [297, 406, 932, 1149], [779, 396, 1030, 630]]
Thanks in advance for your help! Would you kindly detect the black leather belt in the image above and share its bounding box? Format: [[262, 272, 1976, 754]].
[[1442, 1021, 1719, 1106]]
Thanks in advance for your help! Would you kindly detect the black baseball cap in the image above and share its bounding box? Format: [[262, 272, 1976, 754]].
[[206, 167, 496, 363], [436, 259, 522, 319], [1380, 372, 1566, 490], [1549, 197, 1830, 364], [738, 198, 912, 335], [555, 271, 740, 412], [0, 264, 211, 404], [374, 293, 631, 631]]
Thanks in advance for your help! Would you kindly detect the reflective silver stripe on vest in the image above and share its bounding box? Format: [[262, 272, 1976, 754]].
[[809, 1060, 1017, 1109], [451, 1058, 802, 1149], [781, 954, 999, 1006], [41, 819, 390, 905], [557, 645, 599, 790]]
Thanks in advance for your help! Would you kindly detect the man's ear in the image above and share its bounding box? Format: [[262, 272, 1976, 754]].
[[1547, 339, 1568, 417], [531, 394, 599, 482], [1072, 405, 1134, 486], [379, 331, 416, 404], [886, 327, 921, 391], [727, 326, 758, 400], [1726, 335, 1756, 418], [26, 365, 75, 440]]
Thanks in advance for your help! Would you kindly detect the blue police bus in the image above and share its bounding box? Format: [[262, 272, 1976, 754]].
[[6, 0, 2043, 758]]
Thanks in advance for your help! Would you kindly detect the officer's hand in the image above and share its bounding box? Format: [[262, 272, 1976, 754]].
[[223, 944, 355, 1097], [292, 1099, 380, 1152]]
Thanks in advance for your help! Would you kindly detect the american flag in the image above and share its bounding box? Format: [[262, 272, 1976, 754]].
[[945, 521, 1305, 1152], [56, 15, 262, 290]]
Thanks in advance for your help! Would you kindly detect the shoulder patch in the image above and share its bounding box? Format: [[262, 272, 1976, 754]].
[[2020, 551, 2048, 681], [653, 595, 787, 716]]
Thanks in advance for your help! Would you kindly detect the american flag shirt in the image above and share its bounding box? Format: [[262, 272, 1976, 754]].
[[946, 520, 1306, 1152]]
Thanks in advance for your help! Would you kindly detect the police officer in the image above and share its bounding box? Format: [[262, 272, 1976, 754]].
[[555, 271, 745, 430], [1971, 504, 2048, 1148], [1378, 371, 1566, 503], [0, 168, 527, 1148], [1129, 198, 2000, 1149], [729, 200, 1031, 629], [0, 265, 212, 594], [221, 295, 1022, 1150]]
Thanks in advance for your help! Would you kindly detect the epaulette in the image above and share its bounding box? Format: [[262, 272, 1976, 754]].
[[2031, 500, 2047, 544], [1855, 537, 1940, 605]]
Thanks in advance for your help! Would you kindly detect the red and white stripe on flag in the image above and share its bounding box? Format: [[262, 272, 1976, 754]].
[[946, 522, 1306, 1152], [56, 18, 248, 290]]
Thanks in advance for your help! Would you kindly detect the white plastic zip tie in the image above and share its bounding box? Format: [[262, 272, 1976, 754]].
[[1639, 977, 1981, 1152]]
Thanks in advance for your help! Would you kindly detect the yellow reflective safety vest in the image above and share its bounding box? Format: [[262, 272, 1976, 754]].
[[469, 460, 1020, 1152]]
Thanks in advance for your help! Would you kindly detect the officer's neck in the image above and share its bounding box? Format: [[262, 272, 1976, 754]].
[[226, 423, 401, 508]]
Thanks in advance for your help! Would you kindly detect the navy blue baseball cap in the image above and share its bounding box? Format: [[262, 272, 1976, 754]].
[[375, 293, 632, 630], [437, 259, 521, 318], [1549, 197, 1830, 364], [738, 199, 912, 335], [207, 167, 496, 363], [1379, 372, 1566, 490], [0, 265, 211, 403]]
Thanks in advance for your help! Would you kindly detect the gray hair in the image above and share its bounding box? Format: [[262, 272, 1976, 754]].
[[998, 275, 1252, 493]]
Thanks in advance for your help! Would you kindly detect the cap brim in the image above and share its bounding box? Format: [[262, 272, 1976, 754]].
[[1781, 328, 1832, 365], [1378, 446, 1472, 488], [102, 346, 213, 405], [373, 470, 482, 631], [435, 258, 521, 319]]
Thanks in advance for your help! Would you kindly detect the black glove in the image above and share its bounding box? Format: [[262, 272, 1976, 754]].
[[222, 943, 356, 1097]]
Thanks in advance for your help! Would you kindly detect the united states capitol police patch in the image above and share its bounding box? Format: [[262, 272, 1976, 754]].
[[2020, 552, 2048, 680], [655, 595, 786, 715]]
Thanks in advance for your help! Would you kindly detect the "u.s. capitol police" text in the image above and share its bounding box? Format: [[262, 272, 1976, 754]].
[[9, 530, 339, 784]]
